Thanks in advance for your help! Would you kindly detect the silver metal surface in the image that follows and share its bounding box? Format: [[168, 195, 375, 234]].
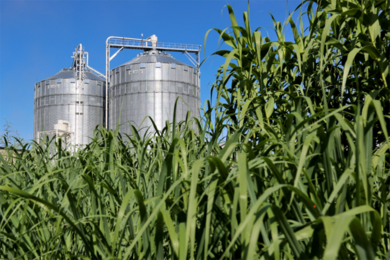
[[34, 46, 106, 146], [122, 51, 189, 65], [105, 35, 201, 129], [109, 51, 200, 137]]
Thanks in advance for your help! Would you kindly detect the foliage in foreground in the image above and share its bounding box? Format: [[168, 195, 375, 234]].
[[1, 0, 390, 259]]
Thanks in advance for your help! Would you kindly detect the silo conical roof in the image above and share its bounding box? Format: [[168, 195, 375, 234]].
[[120, 51, 190, 67], [43, 68, 105, 81]]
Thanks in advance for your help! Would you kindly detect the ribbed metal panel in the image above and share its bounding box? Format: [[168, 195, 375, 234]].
[[34, 69, 106, 146], [109, 50, 200, 137]]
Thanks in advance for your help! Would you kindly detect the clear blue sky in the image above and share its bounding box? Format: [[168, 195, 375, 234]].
[[0, 0, 304, 142]]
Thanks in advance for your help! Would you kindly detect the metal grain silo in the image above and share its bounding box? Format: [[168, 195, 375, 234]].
[[34, 45, 106, 146], [108, 50, 200, 136]]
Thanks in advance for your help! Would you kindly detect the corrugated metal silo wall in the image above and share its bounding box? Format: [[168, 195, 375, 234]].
[[34, 78, 105, 145], [109, 61, 200, 137]]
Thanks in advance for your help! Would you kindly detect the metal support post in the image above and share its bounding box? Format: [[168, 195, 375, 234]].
[[110, 47, 124, 61], [197, 50, 201, 90], [184, 51, 198, 67], [105, 43, 110, 129]]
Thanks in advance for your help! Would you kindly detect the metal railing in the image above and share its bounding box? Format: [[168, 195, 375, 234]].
[[108, 38, 201, 52]]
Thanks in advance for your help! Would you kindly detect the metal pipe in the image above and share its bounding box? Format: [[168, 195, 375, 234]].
[[79, 45, 82, 145], [197, 50, 201, 96], [87, 65, 106, 79], [85, 51, 89, 66], [184, 51, 198, 67], [84, 51, 105, 79], [110, 47, 124, 61], [105, 43, 110, 129], [76, 44, 82, 145], [75, 45, 79, 144]]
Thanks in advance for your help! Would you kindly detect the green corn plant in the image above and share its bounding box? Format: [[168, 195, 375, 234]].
[[1, 0, 389, 259]]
